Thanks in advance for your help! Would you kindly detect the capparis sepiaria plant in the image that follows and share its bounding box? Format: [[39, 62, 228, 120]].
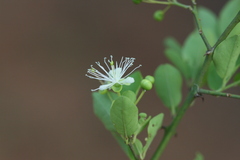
[[86, 0, 240, 159]]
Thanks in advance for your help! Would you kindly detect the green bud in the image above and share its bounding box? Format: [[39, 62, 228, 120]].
[[141, 79, 152, 90], [139, 112, 147, 118], [99, 89, 107, 94], [145, 75, 155, 84], [153, 10, 164, 22], [132, 0, 142, 4], [112, 83, 122, 93]]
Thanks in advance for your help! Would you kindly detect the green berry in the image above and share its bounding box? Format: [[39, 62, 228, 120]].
[[145, 75, 155, 84], [132, 0, 142, 4], [153, 10, 164, 22], [141, 79, 153, 90]]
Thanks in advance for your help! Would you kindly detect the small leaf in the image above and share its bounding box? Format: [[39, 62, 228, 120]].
[[110, 96, 139, 138], [181, 31, 205, 80], [164, 37, 181, 53], [154, 64, 182, 115], [198, 7, 218, 45], [121, 71, 143, 95], [133, 139, 143, 159], [164, 48, 191, 80], [142, 113, 164, 158], [93, 92, 117, 131], [207, 62, 223, 90], [194, 152, 204, 160], [214, 35, 240, 85]]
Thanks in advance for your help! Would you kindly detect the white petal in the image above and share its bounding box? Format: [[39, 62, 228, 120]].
[[99, 83, 114, 90], [120, 77, 134, 85]]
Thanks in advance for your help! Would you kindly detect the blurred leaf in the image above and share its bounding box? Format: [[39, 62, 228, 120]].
[[154, 64, 182, 115], [93, 92, 117, 131], [110, 96, 139, 138], [181, 31, 205, 81], [142, 113, 164, 158], [121, 71, 143, 95], [164, 37, 181, 52], [122, 90, 136, 103], [164, 48, 191, 80], [133, 139, 143, 159], [194, 152, 204, 160], [214, 35, 240, 85], [218, 0, 240, 37], [207, 62, 223, 90], [198, 7, 218, 45]]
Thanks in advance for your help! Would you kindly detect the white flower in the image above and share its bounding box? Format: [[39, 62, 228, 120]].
[[86, 55, 141, 91]]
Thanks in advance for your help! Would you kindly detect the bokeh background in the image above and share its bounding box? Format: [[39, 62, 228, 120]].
[[1, 0, 240, 160]]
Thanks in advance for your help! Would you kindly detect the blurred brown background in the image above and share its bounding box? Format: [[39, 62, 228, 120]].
[[0, 0, 240, 160]]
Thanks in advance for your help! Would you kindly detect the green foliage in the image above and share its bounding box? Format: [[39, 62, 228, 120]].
[[93, 92, 118, 131], [207, 63, 223, 90], [154, 64, 182, 115], [194, 152, 204, 160], [133, 139, 144, 159], [121, 70, 143, 95], [181, 30, 205, 81], [142, 113, 164, 158], [110, 96, 139, 140], [213, 35, 240, 86]]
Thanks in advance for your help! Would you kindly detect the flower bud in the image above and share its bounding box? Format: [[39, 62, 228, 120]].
[[145, 75, 155, 84], [141, 79, 153, 90], [99, 89, 107, 94], [112, 83, 122, 93], [132, 0, 142, 4], [153, 10, 164, 22]]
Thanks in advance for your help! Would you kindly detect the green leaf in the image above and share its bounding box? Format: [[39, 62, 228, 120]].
[[110, 96, 139, 138], [198, 7, 218, 45], [122, 90, 136, 103], [164, 48, 191, 80], [93, 92, 118, 131], [194, 152, 204, 160], [207, 62, 223, 90], [181, 31, 205, 80], [154, 64, 182, 115], [218, 0, 240, 37], [164, 37, 181, 53], [213, 35, 240, 85], [133, 139, 143, 159], [121, 71, 143, 95], [142, 113, 164, 158]]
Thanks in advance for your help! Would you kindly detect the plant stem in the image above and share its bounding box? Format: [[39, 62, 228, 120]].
[[213, 11, 240, 50], [221, 79, 240, 91], [135, 90, 146, 105], [151, 89, 196, 160], [198, 88, 240, 99], [151, 4, 240, 160], [191, 2, 212, 51]]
